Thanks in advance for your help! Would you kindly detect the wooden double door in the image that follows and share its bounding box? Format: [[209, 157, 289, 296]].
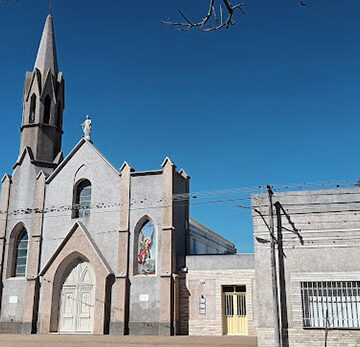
[[58, 261, 95, 333]]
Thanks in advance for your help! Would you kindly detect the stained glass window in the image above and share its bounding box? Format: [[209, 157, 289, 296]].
[[137, 220, 156, 275]]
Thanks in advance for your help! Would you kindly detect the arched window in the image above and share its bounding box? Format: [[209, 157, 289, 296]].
[[43, 95, 51, 124], [13, 229, 28, 277], [29, 93, 36, 124], [73, 180, 91, 219], [56, 101, 62, 128], [137, 220, 156, 275]]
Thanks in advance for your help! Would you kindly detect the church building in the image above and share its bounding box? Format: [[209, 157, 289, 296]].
[[0, 15, 253, 336]]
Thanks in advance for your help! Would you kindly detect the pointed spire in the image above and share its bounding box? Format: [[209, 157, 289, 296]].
[[34, 15, 58, 76]]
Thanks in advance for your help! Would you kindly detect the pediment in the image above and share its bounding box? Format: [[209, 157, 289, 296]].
[[46, 139, 119, 184], [40, 69, 57, 102], [13, 146, 35, 169], [25, 69, 42, 102], [39, 221, 112, 276]]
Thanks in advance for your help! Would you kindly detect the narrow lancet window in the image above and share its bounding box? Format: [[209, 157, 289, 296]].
[[14, 229, 28, 277], [137, 220, 156, 275], [74, 180, 92, 218], [29, 94, 36, 124], [43, 95, 51, 124]]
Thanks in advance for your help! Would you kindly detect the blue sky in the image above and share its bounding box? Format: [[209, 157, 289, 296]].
[[0, 0, 360, 252]]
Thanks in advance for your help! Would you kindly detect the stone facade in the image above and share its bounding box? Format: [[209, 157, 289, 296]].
[[0, 14, 193, 336], [0, 14, 248, 337]]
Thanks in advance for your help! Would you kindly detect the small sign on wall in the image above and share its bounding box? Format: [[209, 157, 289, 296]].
[[139, 294, 149, 302], [199, 296, 206, 315], [9, 296, 18, 304]]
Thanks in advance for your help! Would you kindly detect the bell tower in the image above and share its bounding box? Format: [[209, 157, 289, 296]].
[[20, 15, 64, 164]]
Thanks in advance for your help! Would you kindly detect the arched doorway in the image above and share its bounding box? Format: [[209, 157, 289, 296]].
[[58, 261, 95, 333]]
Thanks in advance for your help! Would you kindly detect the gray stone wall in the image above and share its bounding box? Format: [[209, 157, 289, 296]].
[[0, 153, 47, 332], [252, 187, 360, 346], [41, 141, 121, 272], [128, 172, 163, 333]]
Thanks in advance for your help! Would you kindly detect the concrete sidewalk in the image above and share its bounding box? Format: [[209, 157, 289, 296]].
[[0, 334, 257, 347]]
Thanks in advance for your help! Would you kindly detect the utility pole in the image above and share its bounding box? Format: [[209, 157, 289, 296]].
[[267, 185, 281, 347]]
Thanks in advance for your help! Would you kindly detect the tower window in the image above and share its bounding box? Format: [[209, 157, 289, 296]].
[[29, 94, 36, 124], [13, 229, 28, 277], [43, 95, 51, 124], [73, 180, 92, 219]]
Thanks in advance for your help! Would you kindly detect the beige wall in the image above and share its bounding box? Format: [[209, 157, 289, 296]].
[[185, 268, 257, 336]]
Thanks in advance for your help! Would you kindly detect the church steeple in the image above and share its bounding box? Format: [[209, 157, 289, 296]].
[[20, 15, 64, 165], [34, 15, 58, 76]]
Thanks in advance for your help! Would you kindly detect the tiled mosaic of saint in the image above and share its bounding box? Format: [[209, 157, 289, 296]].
[[137, 221, 156, 274]]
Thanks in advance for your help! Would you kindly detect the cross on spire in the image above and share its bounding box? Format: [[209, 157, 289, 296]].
[[48, 0, 53, 15]]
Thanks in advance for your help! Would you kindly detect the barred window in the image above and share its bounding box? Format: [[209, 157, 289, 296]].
[[14, 229, 28, 277], [225, 295, 234, 316], [301, 281, 360, 329]]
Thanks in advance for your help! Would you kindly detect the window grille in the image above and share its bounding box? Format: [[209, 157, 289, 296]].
[[301, 281, 360, 329], [225, 295, 234, 316], [237, 294, 246, 316], [14, 229, 28, 277]]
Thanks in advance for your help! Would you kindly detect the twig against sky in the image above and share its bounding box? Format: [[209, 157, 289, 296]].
[[162, 0, 309, 32], [161, 0, 246, 32]]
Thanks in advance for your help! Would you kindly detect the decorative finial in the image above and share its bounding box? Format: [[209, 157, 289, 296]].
[[81, 115, 92, 142], [48, 0, 53, 15]]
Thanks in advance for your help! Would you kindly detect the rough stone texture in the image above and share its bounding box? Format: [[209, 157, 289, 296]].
[[177, 274, 189, 335], [252, 187, 360, 346], [0, 152, 43, 331], [0, 322, 23, 334], [128, 322, 161, 335], [186, 254, 254, 270]]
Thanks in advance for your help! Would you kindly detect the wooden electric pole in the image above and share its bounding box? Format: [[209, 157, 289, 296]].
[[267, 185, 281, 347]]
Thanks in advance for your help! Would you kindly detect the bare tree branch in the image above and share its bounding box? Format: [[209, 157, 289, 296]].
[[161, 0, 246, 32], [162, 0, 309, 32]]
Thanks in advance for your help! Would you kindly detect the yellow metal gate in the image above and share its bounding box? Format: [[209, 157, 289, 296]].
[[223, 292, 248, 335]]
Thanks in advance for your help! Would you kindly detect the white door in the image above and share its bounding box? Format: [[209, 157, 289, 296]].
[[59, 261, 95, 333]]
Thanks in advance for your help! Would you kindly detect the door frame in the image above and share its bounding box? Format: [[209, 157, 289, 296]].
[[222, 285, 248, 336]]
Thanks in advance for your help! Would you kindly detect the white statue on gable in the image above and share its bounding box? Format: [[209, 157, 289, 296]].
[[81, 115, 92, 141]]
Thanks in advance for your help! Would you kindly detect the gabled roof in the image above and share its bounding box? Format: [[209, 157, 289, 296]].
[[161, 156, 176, 168], [13, 146, 58, 170], [179, 168, 190, 179], [1, 174, 12, 183], [46, 138, 119, 184], [39, 221, 112, 276], [189, 217, 236, 248], [13, 146, 35, 169]]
